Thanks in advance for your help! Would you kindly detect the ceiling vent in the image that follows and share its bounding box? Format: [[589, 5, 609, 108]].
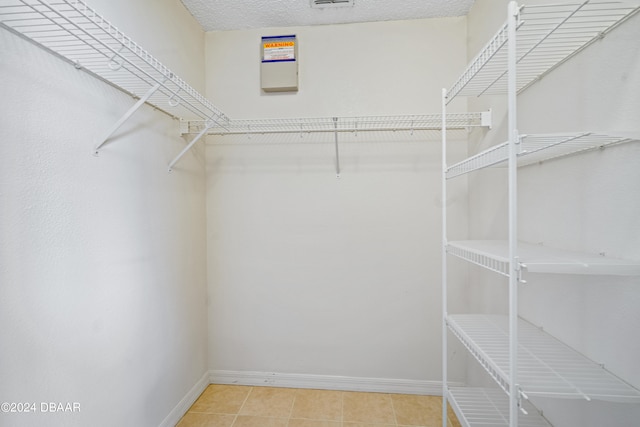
[[311, 0, 354, 9]]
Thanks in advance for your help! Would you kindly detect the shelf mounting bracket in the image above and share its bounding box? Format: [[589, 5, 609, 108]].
[[94, 79, 167, 155], [481, 109, 492, 129], [168, 120, 214, 172]]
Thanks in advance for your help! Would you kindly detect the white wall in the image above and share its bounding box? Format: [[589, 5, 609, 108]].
[[465, 1, 640, 425], [204, 18, 471, 388], [0, 1, 208, 426]]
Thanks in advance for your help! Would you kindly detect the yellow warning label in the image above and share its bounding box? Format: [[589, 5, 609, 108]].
[[263, 39, 296, 61], [264, 41, 295, 49]]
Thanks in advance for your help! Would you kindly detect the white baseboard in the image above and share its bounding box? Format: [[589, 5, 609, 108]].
[[159, 371, 209, 427], [209, 370, 456, 396]]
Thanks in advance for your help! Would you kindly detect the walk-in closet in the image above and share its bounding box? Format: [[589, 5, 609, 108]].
[[1, 1, 638, 426]]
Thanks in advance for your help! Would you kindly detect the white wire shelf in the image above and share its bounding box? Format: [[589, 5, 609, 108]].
[[448, 387, 552, 427], [1, 0, 496, 166], [446, 314, 640, 403], [180, 112, 492, 136], [447, 240, 640, 276], [0, 0, 228, 125], [446, 1, 640, 102], [446, 132, 636, 179]]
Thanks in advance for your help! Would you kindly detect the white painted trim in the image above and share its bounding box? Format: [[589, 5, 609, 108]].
[[209, 370, 462, 396], [158, 371, 210, 427]]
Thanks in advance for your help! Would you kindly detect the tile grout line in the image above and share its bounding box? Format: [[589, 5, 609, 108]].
[[341, 390, 344, 425], [285, 388, 298, 427], [230, 386, 253, 427], [387, 393, 399, 427]]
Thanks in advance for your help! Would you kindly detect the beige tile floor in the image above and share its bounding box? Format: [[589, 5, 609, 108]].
[[176, 384, 462, 427]]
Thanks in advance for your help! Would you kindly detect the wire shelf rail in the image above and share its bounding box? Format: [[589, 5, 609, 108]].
[[447, 314, 640, 403], [446, 1, 640, 102], [447, 241, 511, 277], [180, 112, 491, 136], [446, 132, 636, 179]]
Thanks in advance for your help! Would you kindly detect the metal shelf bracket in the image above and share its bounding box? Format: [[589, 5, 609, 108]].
[[168, 120, 214, 172], [93, 78, 167, 155]]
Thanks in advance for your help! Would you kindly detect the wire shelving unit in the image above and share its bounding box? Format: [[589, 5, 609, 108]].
[[441, 2, 640, 427]]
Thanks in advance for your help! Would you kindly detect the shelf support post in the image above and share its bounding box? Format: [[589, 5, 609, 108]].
[[93, 79, 166, 155], [441, 88, 449, 427], [168, 120, 214, 172], [333, 117, 341, 177], [507, 2, 519, 427]]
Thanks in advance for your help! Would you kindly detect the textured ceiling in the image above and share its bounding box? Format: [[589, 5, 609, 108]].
[[180, 0, 476, 32]]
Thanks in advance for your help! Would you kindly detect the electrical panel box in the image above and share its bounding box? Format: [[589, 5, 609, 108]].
[[261, 35, 298, 92]]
